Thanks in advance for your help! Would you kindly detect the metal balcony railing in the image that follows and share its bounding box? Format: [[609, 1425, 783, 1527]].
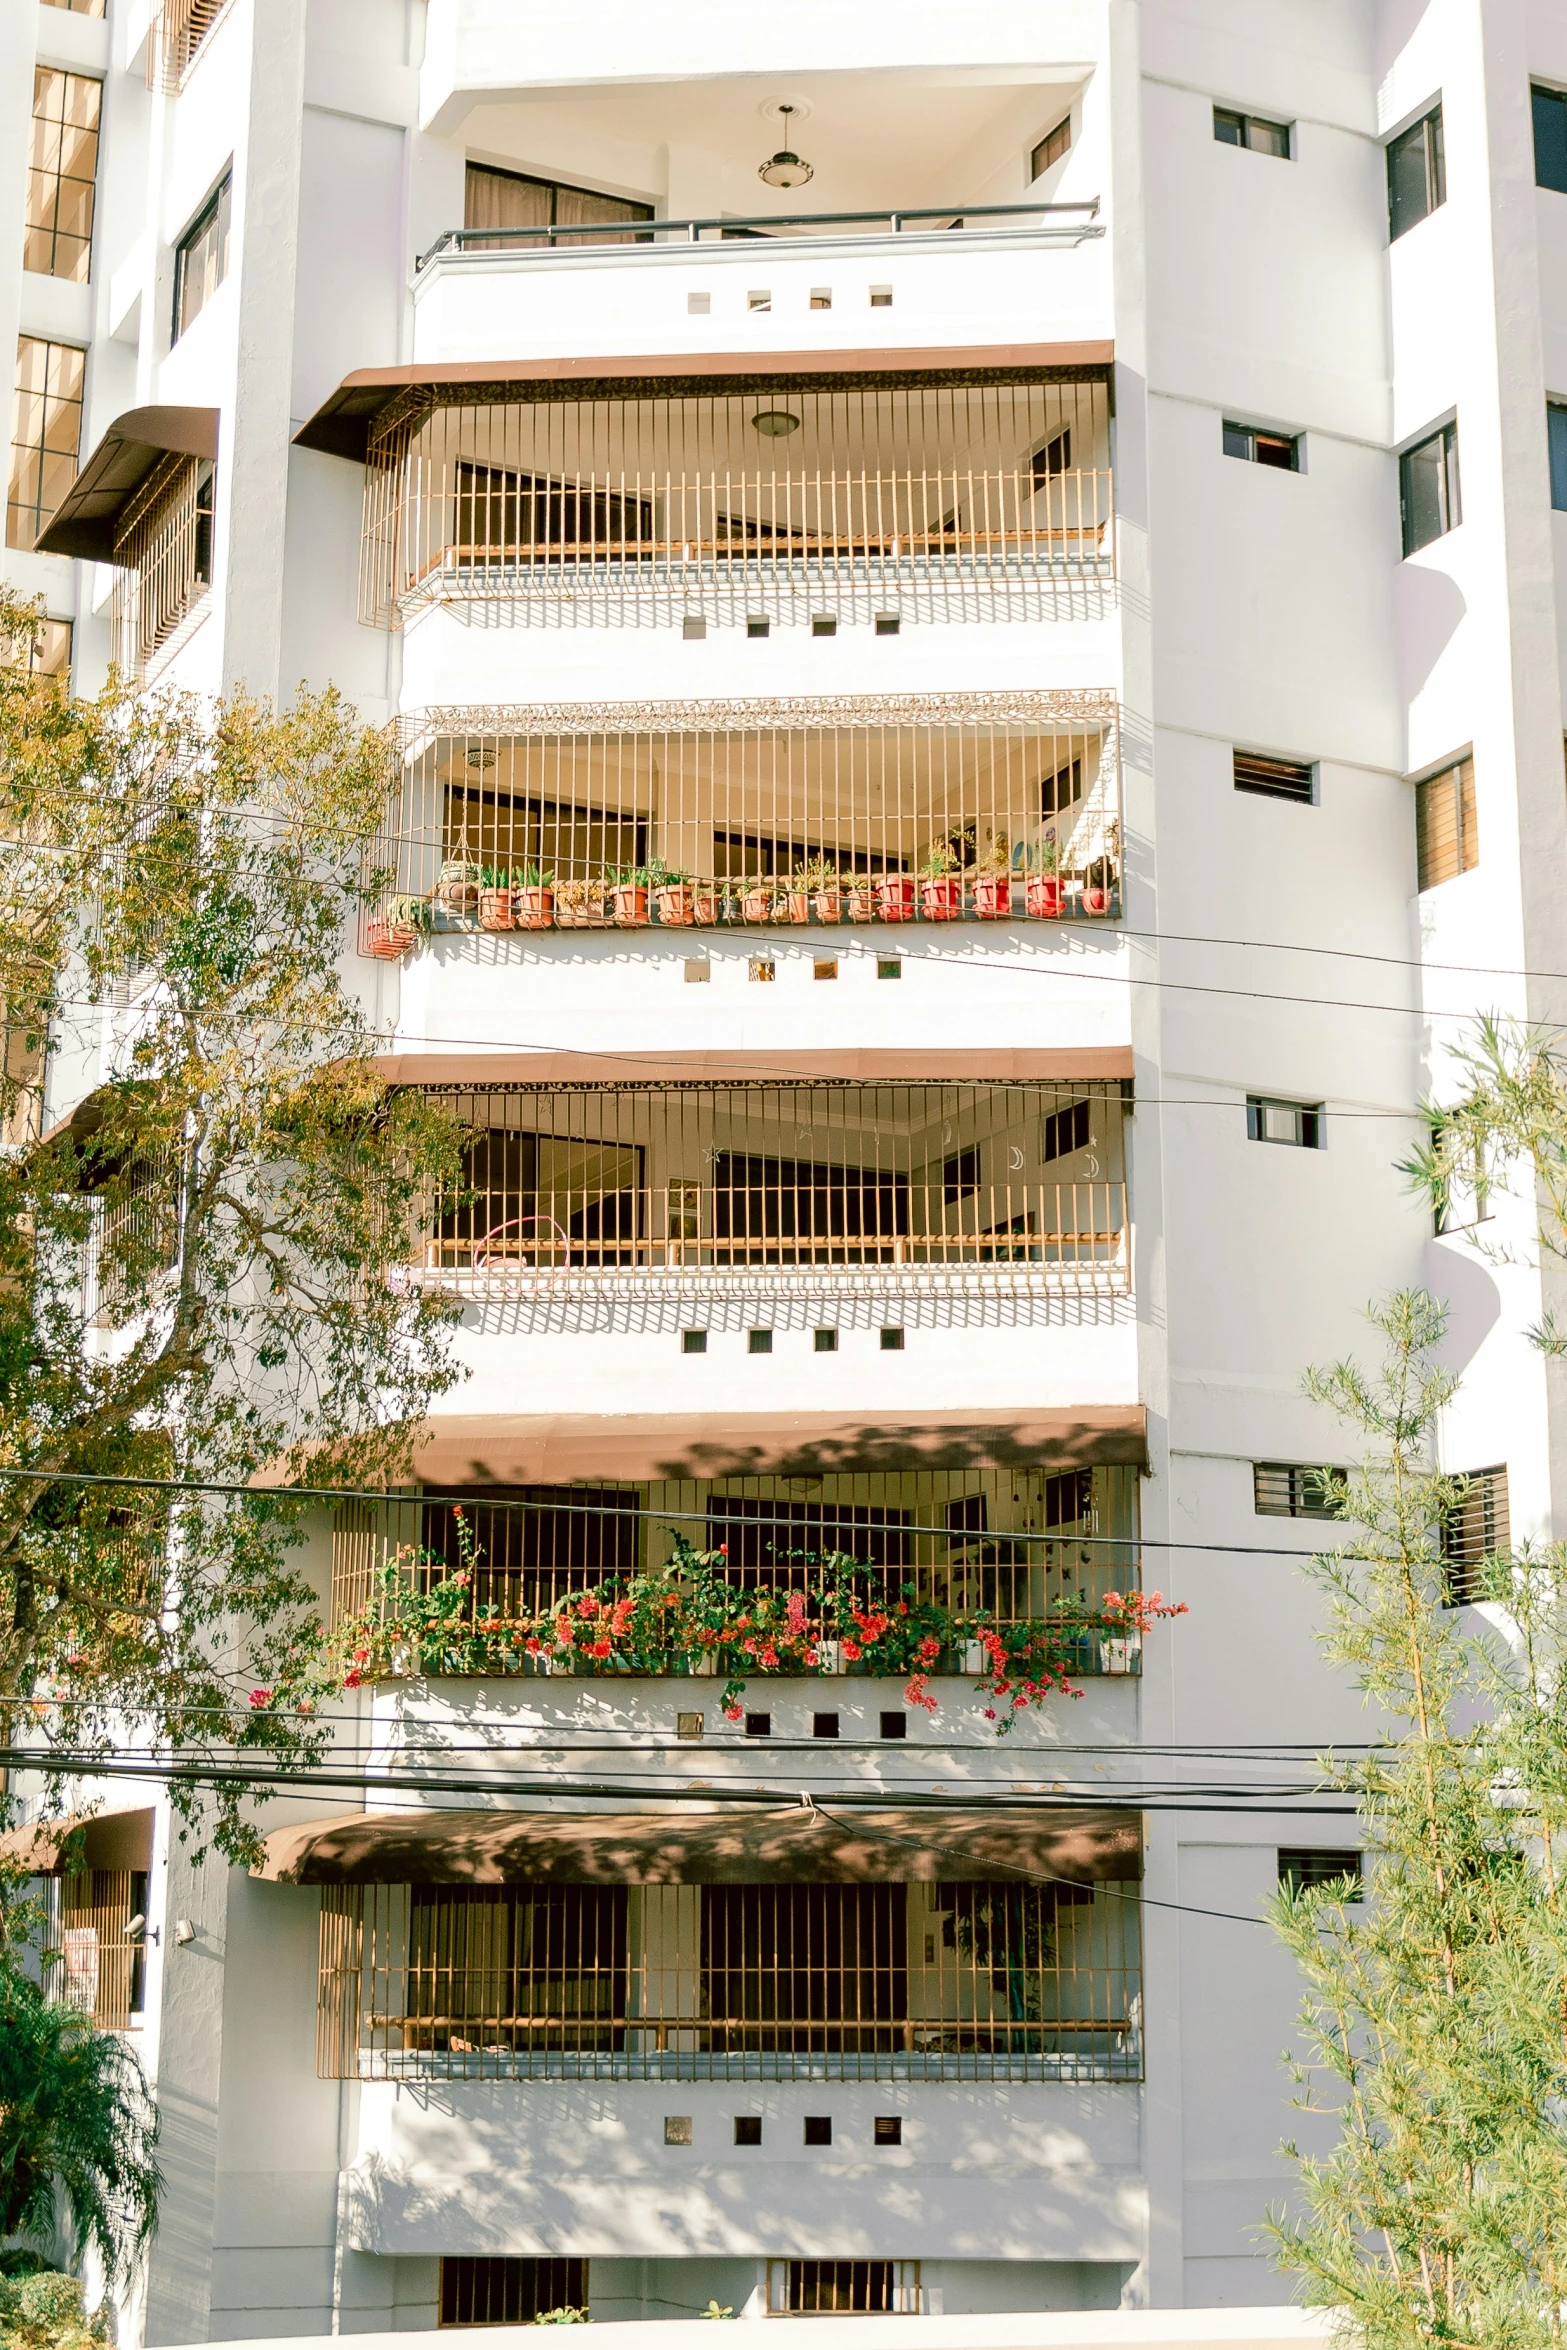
[[416, 200, 1104, 269], [318, 1877, 1142, 2084]]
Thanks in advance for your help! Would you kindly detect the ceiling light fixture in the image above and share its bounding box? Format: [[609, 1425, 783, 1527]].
[[751, 409, 802, 438], [759, 104, 813, 190]]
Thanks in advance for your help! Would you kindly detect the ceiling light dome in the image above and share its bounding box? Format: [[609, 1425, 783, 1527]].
[[759, 104, 813, 189], [751, 409, 802, 438]]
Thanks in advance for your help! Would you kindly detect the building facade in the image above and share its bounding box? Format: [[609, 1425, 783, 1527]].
[[6, 0, 1566, 2338]]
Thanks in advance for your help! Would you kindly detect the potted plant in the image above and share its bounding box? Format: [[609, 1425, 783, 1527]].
[[919, 842, 964, 921], [971, 833, 1013, 920], [477, 863, 518, 932], [649, 862, 696, 927], [875, 871, 917, 923], [777, 864, 813, 924], [612, 865, 651, 927], [555, 876, 612, 927], [691, 884, 720, 925], [431, 854, 482, 928], [1025, 838, 1062, 919], [365, 893, 428, 959], [1080, 823, 1119, 917], [804, 858, 842, 924], [740, 876, 774, 924], [843, 876, 875, 923], [515, 864, 554, 929]]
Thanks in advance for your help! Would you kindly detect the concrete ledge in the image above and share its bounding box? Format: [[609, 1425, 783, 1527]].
[[220, 2312, 1336, 2350]]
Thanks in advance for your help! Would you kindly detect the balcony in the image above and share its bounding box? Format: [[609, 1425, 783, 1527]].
[[358, 371, 1110, 626], [316, 1873, 1142, 2085], [365, 697, 1122, 948], [395, 1079, 1128, 1301]]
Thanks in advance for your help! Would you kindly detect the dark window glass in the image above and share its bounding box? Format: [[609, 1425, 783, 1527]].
[[1247, 1098, 1324, 1149], [1550, 403, 1567, 509], [439, 2260, 586, 2327], [1213, 107, 1290, 156], [1388, 107, 1445, 239], [942, 1146, 981, 1202], [173, 173, 232, 342], [1533, 85, 1567, 193], [1223, 421, 1299, 470], [1030, 118, 1071, 177], [1042, 1098, 1091, 1162], [464, 162, 652, 249], [1234, 751, 1315, 802], [1400, 422, 1461, 555], [804, 2116, 833, 2144], [1278, 1849, 1363, 1900]]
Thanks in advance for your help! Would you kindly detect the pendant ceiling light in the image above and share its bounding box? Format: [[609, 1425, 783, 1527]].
[[758, 104, 813, 190]]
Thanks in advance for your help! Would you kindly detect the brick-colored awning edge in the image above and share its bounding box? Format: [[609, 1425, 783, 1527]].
[[375, 1049, 1134, 1089], [253, 1803, 1143, 1886]]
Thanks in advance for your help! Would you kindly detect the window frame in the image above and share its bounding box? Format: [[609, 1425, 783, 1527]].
[[171, 169, 233, 345], [1212, 107, 1292, 158], [1253, 1462, 1345, 1521], [1549, 399, 1567, 510], [6, 333, 86, 553], [1246, 1096, 1325, 1150], [1278, 1849, 1363, 1901], [1233, 750, 1316, 803], [1387, 104, 1445, 240], [1399, 420, 1461, 556], [1413, 753, 1477, 890], [1533, 82, 1567, 194], [1030, 115, 1072, 179], [1222, 419, 1301, 471], [25, 66, 103, 284], [1440, 1465, 1510, 1607]]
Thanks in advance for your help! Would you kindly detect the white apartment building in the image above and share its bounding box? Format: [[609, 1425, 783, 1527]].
[[5, 0, 1565, 2339]]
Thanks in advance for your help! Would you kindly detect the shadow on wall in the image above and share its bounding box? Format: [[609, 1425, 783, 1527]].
[[1395, 563, 1466, 706], [1425, 1236, 1502, 1377]]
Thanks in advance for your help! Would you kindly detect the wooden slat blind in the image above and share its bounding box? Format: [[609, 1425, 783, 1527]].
[[1415, 756, 1477, 889]]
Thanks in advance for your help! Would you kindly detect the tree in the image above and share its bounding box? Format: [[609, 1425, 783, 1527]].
[[1268, 1289, 1567, 2347], [0, 591, 463, 1861], [0, 1961, 160, 2287]]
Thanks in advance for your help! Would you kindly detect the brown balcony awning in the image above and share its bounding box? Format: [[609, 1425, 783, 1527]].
[[407, 1405, 1145, 1488], [375, 1048, 1133, 1089], [34, 406, 219, 560], [294, 342, 1115, 463], [254, 1803, 1142, 1886], [0, 1804, 155, 1876]]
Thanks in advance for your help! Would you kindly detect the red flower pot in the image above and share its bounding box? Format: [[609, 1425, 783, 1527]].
[[814, 890, 842, 924], [655, 886, 695, 927], [920, 876, 963, 921], [876, 876, 917, 923], [478, 888, 516, 932], [365, 917, 417, 960], [972, 874, 1013, 919], [613, 884, 649, 927], [515, 887, 553, 930], [1026, 874, 1063, 918], [1081, 884, 1110, 915]]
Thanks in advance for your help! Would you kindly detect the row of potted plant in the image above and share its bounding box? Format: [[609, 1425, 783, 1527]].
[[314, 1528, 1186, 1732], [365, 839, 1119, 958]]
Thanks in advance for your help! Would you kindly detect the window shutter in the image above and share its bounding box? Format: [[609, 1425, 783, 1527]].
[[1415, 757, 1477, 889]]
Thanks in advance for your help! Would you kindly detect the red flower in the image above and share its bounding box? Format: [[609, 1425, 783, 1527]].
[[841, 1638, 862, 1662], [344, 1669, 362, 1688], [248, 1688, 272, 1708], [589, 1638, 613, 1658]]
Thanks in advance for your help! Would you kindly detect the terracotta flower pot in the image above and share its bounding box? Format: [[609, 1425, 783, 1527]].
[[776, 891, 810, 924], [613, 884, 649, 927], [814, 890, 842, 924], [1081, 884, 1110, 915], [515, 886, 554, 929], [972, 874, 1012, 919], [844, 887, 874, 923], [691, 891, 719, 926], [876, 876, 917, 924], [920, 875, 963, 921], [1026, 874, 1063, 918], [478, 887, 516, 932], [365, 916, 417, 960], [556, 889, 611, 927], [656, 885, 696, 927], [741, 886, 773, 923]]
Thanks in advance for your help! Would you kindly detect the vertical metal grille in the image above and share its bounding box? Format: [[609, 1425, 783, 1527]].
[[1442, 1465, 1509, 1605], [318, 1877, 1142, 2083], [774, 2262, 913, 2315], [361, 381, 1113, 625], [52, 1869, 147, 2031], [371, 699, 1121, 935], [109, 458, 214, 675], [147, 0, 232, 91], [439, 2259, 586, 2326], [330, 1460, 1141, 1646], [403, 1081, 1128, 1291]]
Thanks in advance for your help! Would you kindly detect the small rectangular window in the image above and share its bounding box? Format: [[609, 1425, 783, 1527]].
[[687, 290, 710, 315], [804, 2116, 833, 2145], [748, 957, 775, 982], [783, 2263, 896, 2315], [173, 172, 232, 343], [1042, 1098, 1091, 1162], [1278, 1849, 1363, 1900], [1234, 750, 1316, 802], [874, 2117, 903, 2146], [1223, 420, 1299, 470], [879, 1711, 907, 1739], [683, 959, 710, 983], [675, 1716, 703, 1742], [1400, 422, 1461, 554], [813, 958, 838, 981], [874, 613, 900, 635], [813, 1327, 837, 1352], [1549, 402, 1567, 509], [682, 614, 706, 640], [439, 2261, 585, 2328], [734, 2115, 763, 2143], [813, 1712, 840, 1737], [1030, 116, 1072, 177], [1213, 107, 1291, 157], [1388, 106, 1445, 240], [1415, 756, 1477, 889], [877, 958, 901, 980], [1442, 1465, 1509, 1605], [1533, 84, 1567, 193], [879, 1327, 905, 1351], [665, 2113, 693, 2140], [7, 335, 84, 552], [811, 614, 837, 637], [1253, 1462, 1344, 1519], [869, 285, 892, 307], [1247, 1097, 1324, 1149], [681, 1330, 707, 1355], [746, 615, 770, 638], [747, 1328, 772, 1354], [747, 290, 771, 312], [744, 1712, 771, 1738], [810, 288, 832, 310]]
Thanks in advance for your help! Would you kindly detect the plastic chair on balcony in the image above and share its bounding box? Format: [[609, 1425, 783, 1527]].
[[473, 1215, 573, 1271]]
